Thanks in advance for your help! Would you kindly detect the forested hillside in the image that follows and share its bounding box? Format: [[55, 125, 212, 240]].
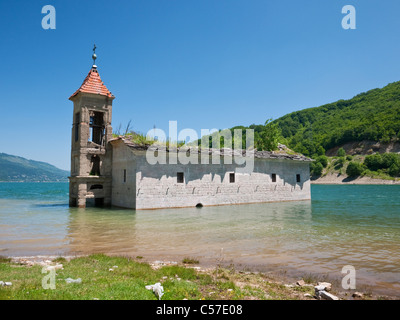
[[214, 81, 400, 158], [272, 81, 400, 156]]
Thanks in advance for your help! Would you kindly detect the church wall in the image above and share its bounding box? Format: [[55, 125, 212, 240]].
[[111, 141, 137, 208], [131, 152, 311, 210]]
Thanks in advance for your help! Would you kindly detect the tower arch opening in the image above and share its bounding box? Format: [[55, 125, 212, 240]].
[[90, 155, 101, 176]]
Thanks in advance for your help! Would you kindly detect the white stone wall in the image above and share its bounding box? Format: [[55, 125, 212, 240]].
[[111, 141, 137, 208], [131, 151, 311, 210]]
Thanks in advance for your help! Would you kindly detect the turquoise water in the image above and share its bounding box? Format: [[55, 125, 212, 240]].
[[0, 182, 399, 295]]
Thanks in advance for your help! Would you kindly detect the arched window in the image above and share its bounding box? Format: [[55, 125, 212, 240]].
[[89, 111, 105, 145], [90, 155, 100, 176]]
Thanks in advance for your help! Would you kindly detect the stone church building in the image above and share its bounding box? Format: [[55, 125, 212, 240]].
[[68, 60, 312, 209]]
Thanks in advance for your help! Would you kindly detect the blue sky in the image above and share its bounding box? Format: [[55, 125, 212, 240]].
[[1, 0, 400, 170]]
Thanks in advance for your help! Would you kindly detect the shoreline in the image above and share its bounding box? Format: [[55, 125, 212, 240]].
[[311, 173, 400, 185]]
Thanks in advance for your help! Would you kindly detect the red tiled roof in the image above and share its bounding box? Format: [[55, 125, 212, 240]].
[[69, 66, 114, 99]]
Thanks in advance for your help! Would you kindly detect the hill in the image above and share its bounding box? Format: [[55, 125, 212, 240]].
[[198, 81, 400, 159], [0, 153, 69, 182], [272, 81, 400, 157]]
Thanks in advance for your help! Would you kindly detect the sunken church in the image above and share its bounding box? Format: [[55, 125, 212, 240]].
[[68, 50, 312, 209]]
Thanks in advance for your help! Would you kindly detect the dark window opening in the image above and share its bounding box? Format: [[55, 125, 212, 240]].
[[94, 198, 104, 207], [90, 155, 100, 176], [90, 184, 103, 190], [85, 197, 104, 207], [296, 174, 301, 183], [272, 174, 277, 183], [70, 198, 77, 207], [74, 112, 80, 142], [123, 169, 126, 183], [229, 173, 235, 183], [89, 111, 105, 145], [177, 172, 184, 183]]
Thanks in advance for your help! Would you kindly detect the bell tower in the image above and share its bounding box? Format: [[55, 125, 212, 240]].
[[68, 45, 114, 208]]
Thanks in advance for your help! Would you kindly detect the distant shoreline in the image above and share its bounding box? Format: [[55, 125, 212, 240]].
[[311, 174, 400, 185]]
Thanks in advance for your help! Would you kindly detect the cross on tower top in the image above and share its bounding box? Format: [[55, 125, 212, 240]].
[[92, 43, 97, 66]]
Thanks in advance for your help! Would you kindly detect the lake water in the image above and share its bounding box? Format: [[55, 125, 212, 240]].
[[0, 182, 399, 296]]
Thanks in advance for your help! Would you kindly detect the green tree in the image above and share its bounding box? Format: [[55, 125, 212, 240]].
[[389, 163, 400, 177], [337, 147, 346, 157], [317, 145, 325, 156], [346, 162, 364, 177], [257, 119, 281, 151], [311, 162, 324, 176], [335, 157, 346, 168], [381, 153, 400, 169], [316, 155, 328, 168], [364, 154, 383, 171]]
